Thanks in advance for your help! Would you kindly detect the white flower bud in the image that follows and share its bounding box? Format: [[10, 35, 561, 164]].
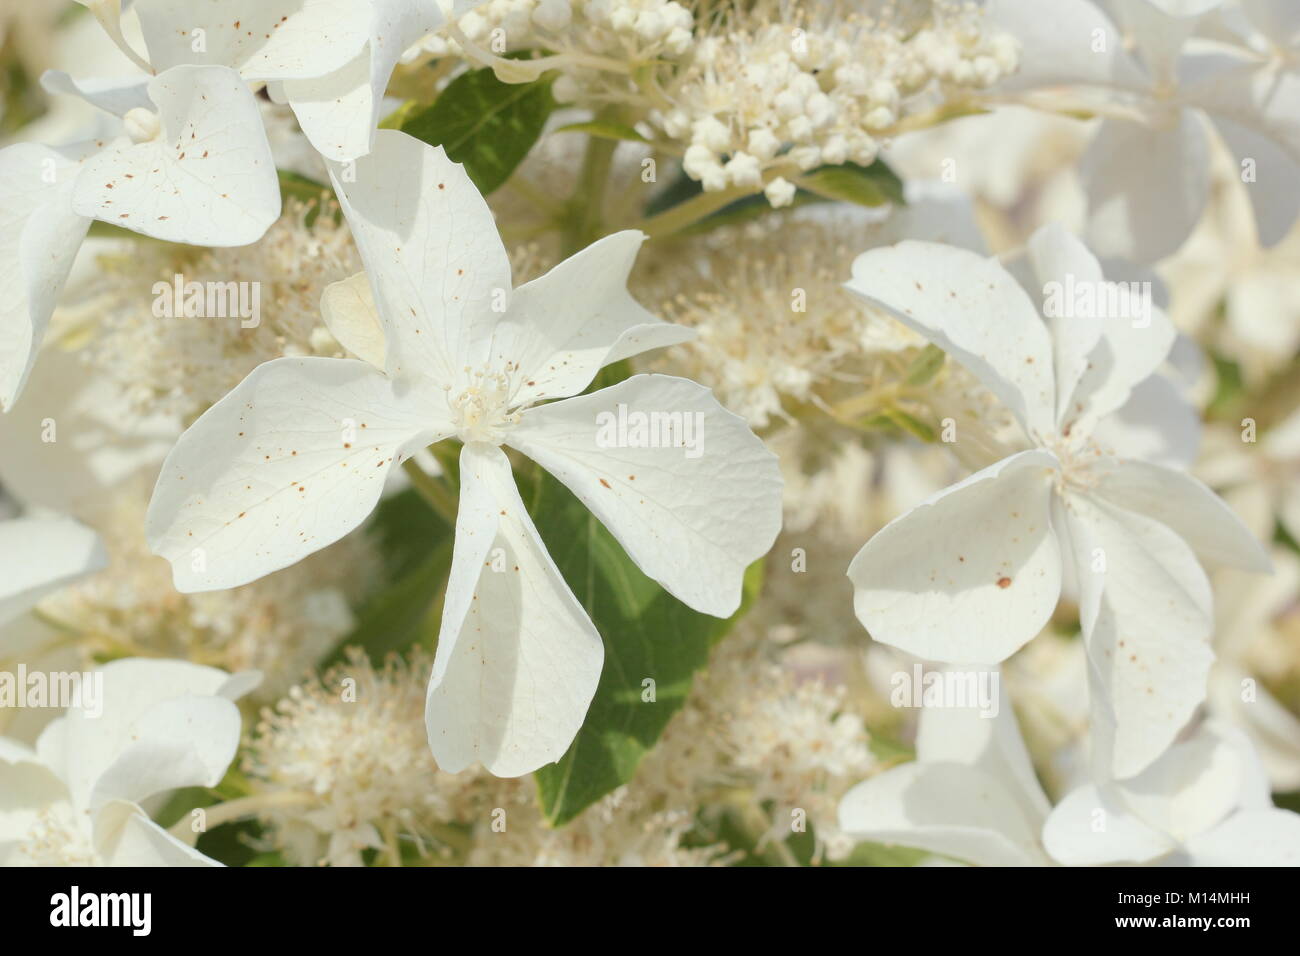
[[764, 176, 796, 208], [724, 151, 763, 188], [747, 127, 781, 161], [123, 107, 161, 144]]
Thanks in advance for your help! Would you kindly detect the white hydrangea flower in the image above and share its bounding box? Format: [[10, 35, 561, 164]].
[[989, 0, 1300, 261], [0, 658, 255, 866], [839, 669, 1055, 867], [844, 223, 1269, 780], [145, 131, 783, 777], [0, 65, 279, 411], [1044, 720, 1300, 866]]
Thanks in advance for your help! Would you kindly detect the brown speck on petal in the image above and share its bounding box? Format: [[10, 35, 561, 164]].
[[599, 478, 611, 488], [997, 576, 1012, 589]]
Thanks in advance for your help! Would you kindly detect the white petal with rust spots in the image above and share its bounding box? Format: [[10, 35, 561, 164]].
[[283, 0, 451, 161], [1090, 457, 1271, 572], [1025, 223, 1104, 424], [1059, 491, 1214, 778], [848, 449, 1061, 664], [425, 443, 603, 777], [486, 232, 696, 407], [71, 65, 280, 246], [145, 356, 449, 592], [133, 0, 371, 81], [507, 374, 782, 618], [845, 241, 1057, 441], [330, 131, 512, 384]]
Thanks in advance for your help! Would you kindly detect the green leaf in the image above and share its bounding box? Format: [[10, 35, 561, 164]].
[[905, 343, 946, 386], [553, 120, 649, 143], [320, 487, 453, 668], [527, 466, 764, 826], [797, 160, 905, 207], [401, 66, 556, 194]]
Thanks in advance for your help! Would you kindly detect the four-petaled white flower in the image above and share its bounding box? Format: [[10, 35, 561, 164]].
[[0, 64, 279, 411], [844, 223, 1269, 780], [144, 131, 783, 777], [989, 0, 1300, 261], [0, 658, 256, 867]]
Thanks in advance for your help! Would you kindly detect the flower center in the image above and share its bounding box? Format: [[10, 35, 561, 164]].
[[13, 803, 99, 867], [1046, 435, 1102, 496], [448, 367, 520, 444]]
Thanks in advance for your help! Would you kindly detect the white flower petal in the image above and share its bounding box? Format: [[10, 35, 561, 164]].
[[320, 271, 386, 369], [845, 241, 1056, 441], [40, 70, 152, 117], [1184, 809, 1300, 866], [1090, 374, 1201, 469], [94, 800, 222, 867], [1081, 113, 1210, 263], [1025, 223, 1103, 424], [0, 517, 105, 626], [1092, 458, 1271, 571], [1114, 723, 1246, 842], [281, 51, 374, 162], [71, 65, 281, 246], [1211, 114, 1300, 247], [0, 143, 93, 412], [487, 231, 695, 407], [285, 0, 450, 161], [847, 450, 1061, 663], [839, 763, 1049, 866], [985, 0, 1149, 91], [146, 356, 446, 592], [1042, 783, 1176, 865], [35, 658, 247, 812], [133, 0, 370, 81], [331, 131, 511, 385], [1108, 0, 1217, 89], [915, 675, 1052, 822], [1238, 0, 1300, 47], [507, 374, 782, 617], [89, 696, 243, 809], [1182, 53, 1300, 160], [1058, 286, 1177, 443], [1061, 492, 1214, 778], [425, 443, 603, 777]]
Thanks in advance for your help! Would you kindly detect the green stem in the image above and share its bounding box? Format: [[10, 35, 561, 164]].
[[402, 456, 460, 526], [561, 115, 622, 256], [636, 185, 754, 239]]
